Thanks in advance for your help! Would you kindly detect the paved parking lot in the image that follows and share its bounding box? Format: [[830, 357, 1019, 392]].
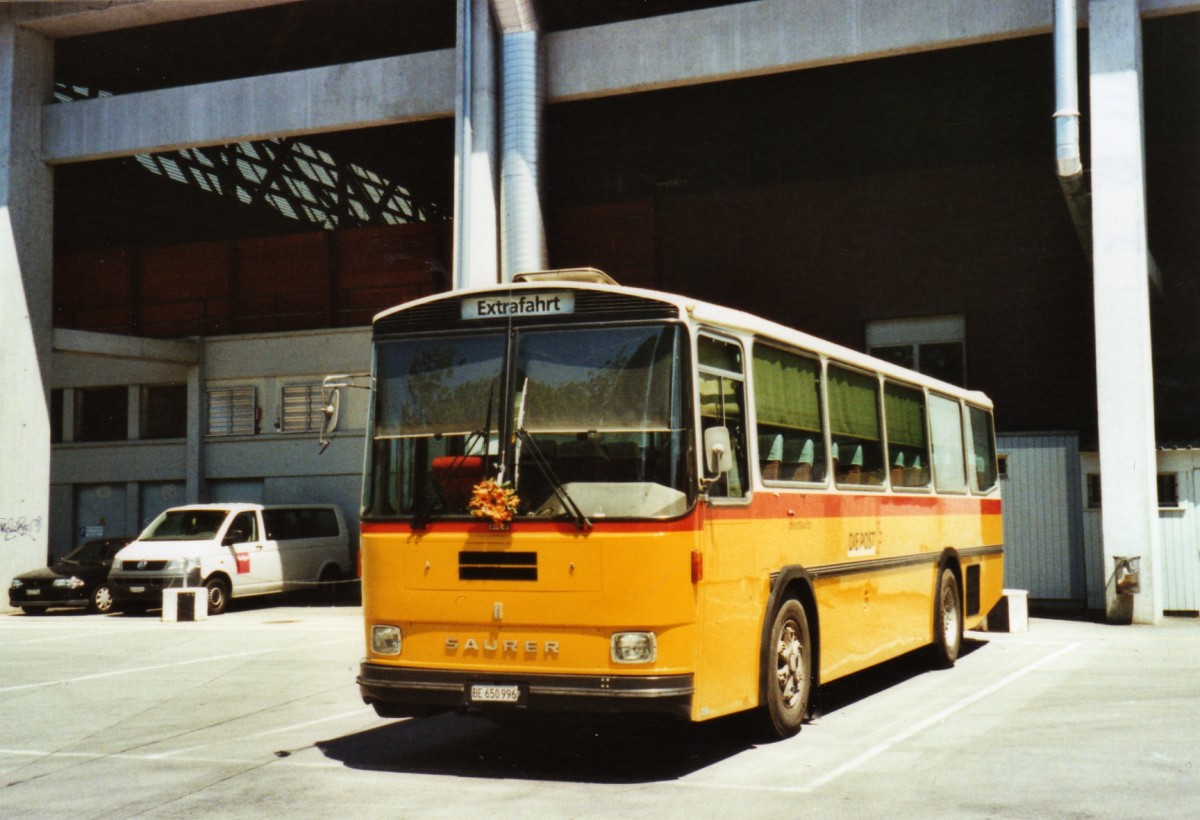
[[1, 601, 1197, 818]]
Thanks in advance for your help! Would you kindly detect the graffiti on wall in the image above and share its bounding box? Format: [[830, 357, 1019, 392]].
[[1, 515, 44, 541]]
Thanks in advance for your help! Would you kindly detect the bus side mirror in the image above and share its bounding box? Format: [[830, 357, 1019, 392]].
[[704, 426, 733, 475], [318, 385, 342, 453]]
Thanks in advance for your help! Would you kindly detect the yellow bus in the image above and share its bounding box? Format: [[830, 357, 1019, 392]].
[[351, 269, 1003, 738]]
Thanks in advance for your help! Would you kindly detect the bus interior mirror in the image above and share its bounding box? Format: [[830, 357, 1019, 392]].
[[704, 426, 733, 475]]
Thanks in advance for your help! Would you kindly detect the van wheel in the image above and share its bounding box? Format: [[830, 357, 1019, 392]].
[[931, 568, 963, 668], [90, 583, 115, 614], [315, 565, 341, 603], [756, 598, 811, 740], [205, 577, 230, 615]]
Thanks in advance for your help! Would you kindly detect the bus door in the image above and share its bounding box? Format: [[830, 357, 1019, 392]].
[[695, 333, 760, 716]]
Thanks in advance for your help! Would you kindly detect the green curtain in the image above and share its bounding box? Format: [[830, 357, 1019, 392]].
[[828, 366, 879, 441], [884, 382, 926, 448], [752, 346, 822, 431]]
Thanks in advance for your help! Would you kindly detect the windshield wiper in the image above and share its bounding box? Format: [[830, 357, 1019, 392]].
[[512, 379, 591, 531]]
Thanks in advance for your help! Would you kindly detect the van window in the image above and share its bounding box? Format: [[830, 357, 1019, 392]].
[[263, 508, 340, 540], [142, 509, 228, 540], [228, 511, 257, 543]]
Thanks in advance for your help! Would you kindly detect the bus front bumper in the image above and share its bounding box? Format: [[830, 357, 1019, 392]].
[[358, 662, 694, 720]]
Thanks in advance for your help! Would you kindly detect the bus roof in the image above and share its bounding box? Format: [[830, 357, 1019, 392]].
[[373, 276, 993, 408]]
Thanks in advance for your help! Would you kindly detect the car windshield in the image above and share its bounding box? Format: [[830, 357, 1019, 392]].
[[62, 540, 106, 563], [140, 510, 229, 541], [365, 323, 693, 522]]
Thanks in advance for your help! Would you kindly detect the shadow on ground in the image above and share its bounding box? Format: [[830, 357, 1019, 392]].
[[316, 641, 978, 782]]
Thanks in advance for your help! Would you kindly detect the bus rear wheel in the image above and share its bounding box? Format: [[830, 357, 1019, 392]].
[[931, 568, 963, 668], [758, 598, 811, 740]]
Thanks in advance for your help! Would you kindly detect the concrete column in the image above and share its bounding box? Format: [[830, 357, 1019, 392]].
[[1088, 0, 1162, 624], [453, 0, 500, 290], [186, 356, 207, 504], [0, 9, 54, 604]]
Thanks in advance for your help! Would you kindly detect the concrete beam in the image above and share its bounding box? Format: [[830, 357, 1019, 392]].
[[20, 0, 294, 39], [42, 50, 456, 164], [53, 328, 200, 364], [546, 0, 1200, 102]]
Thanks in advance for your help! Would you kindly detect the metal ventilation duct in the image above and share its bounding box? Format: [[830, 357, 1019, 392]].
[[500, 27, 547, 280]]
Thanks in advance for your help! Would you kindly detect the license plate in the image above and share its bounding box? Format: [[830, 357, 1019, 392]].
[[26, 589, 41, 596], [131, 586, 145, 594], [470, 684, 520, 703]]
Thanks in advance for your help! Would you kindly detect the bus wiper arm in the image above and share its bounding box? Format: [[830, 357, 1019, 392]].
[[516, 427, 592, 531]]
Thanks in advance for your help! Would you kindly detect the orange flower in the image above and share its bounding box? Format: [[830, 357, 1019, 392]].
[[469, 479, 520, 526]]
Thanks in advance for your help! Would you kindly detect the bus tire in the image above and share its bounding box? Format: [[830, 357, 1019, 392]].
[[758, 597, 812, 740], [931, 567, 963, 668], [205, 576, 230, 616]]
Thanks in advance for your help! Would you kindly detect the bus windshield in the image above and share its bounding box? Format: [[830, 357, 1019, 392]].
[[364, 323, 693, 522]]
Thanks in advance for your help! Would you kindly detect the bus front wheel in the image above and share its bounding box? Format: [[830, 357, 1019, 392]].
[[931, 568, 963, 667], [758, 598, 812, 740]]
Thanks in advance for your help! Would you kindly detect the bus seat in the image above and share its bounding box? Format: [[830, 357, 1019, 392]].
[[431, 455, 485, 510], [791, 438, 816, 482], [761, 434, 784, 480]]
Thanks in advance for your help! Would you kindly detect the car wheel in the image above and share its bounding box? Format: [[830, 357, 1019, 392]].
[[756, 597, 812, 740], [90, 583, 115, 614], [21, 606, 46, 616], [205, 577, 230, 616]]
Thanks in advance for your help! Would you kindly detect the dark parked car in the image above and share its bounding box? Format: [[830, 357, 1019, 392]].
[[8, 537, 132, 614]]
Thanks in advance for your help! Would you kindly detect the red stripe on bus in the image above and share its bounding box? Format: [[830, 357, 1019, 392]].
[[360, 494, 1000, 534]]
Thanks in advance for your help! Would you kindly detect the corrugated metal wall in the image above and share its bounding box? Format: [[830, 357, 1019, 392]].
[[1161, 469, 1200, 611], [997, 433, 1086, 601], [1082, 456, 1200, 613]]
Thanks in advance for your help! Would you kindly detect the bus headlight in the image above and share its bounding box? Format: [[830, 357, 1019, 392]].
[[372, 625, 402, 655], [611, 631, 657, 664]]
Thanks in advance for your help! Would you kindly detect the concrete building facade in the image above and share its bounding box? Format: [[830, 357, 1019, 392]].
[[4, 0, 1200, 623]]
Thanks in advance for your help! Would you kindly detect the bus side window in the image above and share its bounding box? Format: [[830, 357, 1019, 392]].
[[967, 405, 999, 492], [698, 335, 748, 499], [828, 365, 884, 487], [884, 381, 930, 489], [752, 343, 826, 484], [929, 394, 968, 492], [700, 373, 748, 498]]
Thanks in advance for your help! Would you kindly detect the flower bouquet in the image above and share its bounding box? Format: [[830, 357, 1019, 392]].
[[468, 478, 520, 528]]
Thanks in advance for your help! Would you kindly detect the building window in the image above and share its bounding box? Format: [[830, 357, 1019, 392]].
[[51, 389, 64, 444], [279, 384, 325, 433], [76, 386, 128, 442], [1158, 473, 1179, 508], [207, 386, 257, 437], [1086, 474, 1102, 509], [142, 384, 188, 439], [866, 315, 966, 387], [1086, 472, 1178, 509]]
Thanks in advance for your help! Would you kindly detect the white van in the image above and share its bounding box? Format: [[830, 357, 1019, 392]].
[[108, 503, 352, 615]]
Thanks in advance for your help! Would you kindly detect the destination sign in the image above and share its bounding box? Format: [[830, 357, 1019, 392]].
[[461, 291, 575, 320]]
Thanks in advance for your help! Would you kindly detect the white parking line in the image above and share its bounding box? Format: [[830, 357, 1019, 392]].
[[793, 640, 1082, 793], [0, 637, 348, 694]]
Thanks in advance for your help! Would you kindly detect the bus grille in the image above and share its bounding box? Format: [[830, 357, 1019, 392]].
[[458, 551, 538, 581]]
